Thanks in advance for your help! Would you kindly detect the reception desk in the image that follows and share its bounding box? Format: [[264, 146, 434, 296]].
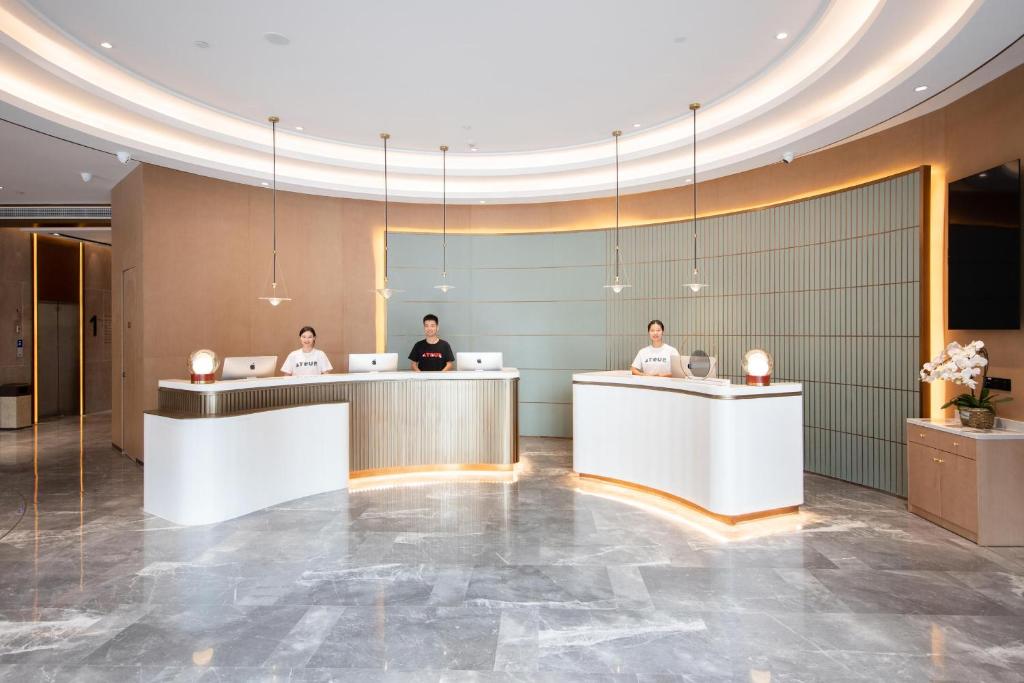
[[145, 370, 519, 525], [572, 371, 803, 524]]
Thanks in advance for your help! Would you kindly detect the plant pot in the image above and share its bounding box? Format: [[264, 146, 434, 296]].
[[959, 407, 995, 430]]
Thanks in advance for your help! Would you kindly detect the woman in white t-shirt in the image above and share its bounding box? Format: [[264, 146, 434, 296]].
[[630, 319, 679, 377], [281, 326, 333, 376]]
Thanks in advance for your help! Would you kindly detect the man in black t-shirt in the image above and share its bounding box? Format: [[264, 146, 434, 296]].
[[409, 313, 455, 372]]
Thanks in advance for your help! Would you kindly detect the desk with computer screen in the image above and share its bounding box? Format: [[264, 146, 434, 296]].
[[144, 353, 518, 525]]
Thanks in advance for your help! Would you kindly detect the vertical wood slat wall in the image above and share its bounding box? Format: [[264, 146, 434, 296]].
[[606, 170, 922, 496]]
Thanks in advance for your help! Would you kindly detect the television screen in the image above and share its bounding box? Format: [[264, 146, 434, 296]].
[[947, 160, 1021, 330]]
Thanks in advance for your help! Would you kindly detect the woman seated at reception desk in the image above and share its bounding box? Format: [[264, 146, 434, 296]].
[[630, 319, 679, 378], [281, 325, 333, 376]]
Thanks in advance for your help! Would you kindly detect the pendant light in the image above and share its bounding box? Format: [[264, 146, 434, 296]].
[[683, 102, 708, 293], [257, 115, 292, 306], [375, 132, 403, 300], [603, 130, 631, 294], [433, 144, 455, 293]]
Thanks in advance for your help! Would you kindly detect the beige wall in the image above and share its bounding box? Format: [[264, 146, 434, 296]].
[[0, 229, 33, 387], [111, 166, 144, 450], [83, 242, 112, 414], [112, 164, 377, 459], [112, 64, 1024, 454]]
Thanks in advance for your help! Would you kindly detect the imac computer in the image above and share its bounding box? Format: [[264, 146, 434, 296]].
[[221, 356, 278, 380], [456, 352, 503, 371], [349, 353, 399, 373]]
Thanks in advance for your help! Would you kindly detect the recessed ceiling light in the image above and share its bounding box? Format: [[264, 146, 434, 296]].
[[914, 85, 928, 92], [979, 172, 988, 178], [776, 32, 788, 40], [632, 123, 641, 128], [0, 186, 4, 190], [52, 232, 60, 237], [295, 126, 303, 131], [479, 200, 486, 204], [685, 178, 692, 183], [470, 146, 479, 152], [193, 40, 210, 49], [100, 41, 113, 49], [263, 32, 291, 46], [261, 181, 269, 186]]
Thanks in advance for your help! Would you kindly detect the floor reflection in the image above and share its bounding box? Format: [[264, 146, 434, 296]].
[[0, 414, 1022, 680]]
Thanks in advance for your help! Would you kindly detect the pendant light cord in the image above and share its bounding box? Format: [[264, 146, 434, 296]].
[[692, 105, 697, 272], [614, 130, 621, 278], [381, 133, 390, 282], [271, 116, 278, 284], [441, 145, 447, 276]]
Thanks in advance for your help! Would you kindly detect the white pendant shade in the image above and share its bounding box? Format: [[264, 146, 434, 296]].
[[684, 267, 708, 293], [603, 274, 632, 294]]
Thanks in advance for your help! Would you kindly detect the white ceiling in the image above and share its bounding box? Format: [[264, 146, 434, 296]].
[[0, 0, 1023, 204], [0, 114, 132, 203], [22, 0, 826, 153]]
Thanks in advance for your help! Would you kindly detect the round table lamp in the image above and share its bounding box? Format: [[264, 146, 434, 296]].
[[188, 349, 219, 384], [742, 349, 773, 386]]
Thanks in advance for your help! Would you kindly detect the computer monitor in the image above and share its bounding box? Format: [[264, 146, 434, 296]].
[[221, 356, 278, 380], [348, 353, 398, 373], [456, 352, 503, 371]]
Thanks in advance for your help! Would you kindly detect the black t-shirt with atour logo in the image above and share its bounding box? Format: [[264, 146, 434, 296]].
[[408, 339, 455, 371]]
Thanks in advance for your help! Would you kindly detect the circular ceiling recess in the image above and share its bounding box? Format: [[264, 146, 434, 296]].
[[262, 32, 290, 46], [0, 0, 1021, 202]]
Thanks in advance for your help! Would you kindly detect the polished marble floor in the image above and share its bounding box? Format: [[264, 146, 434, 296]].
[[1, 414, 1024, 682]]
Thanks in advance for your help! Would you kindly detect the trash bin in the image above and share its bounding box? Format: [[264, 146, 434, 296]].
[[0, 383, 32, 429]]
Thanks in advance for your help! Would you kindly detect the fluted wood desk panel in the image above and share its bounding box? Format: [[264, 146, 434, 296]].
[[156, 372, 519, 473]]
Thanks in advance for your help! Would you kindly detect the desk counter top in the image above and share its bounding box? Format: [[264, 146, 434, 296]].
[[572, 370, 801, 399], [160, 369, 520, 392], [907, 417, 1024, 441]]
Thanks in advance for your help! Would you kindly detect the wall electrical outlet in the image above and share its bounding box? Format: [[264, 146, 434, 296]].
[[984, 376, 1011, 392]]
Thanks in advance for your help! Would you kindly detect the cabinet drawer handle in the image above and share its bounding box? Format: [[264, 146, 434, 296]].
[[932, 457, 945, 464], [919, 433, 925, 438], [953, 441, 959, 447]]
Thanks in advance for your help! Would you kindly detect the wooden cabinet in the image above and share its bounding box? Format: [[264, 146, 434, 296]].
[[907, 421, 1024, 546], [907, 442, 942, 517]]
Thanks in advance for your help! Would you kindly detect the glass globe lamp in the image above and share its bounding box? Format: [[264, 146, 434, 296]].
[[742, 349, 773, 386], [188, 349, 220, 384]]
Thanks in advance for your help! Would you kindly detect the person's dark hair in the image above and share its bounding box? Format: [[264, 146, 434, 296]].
[[423, 314, 439, 325], [647, 319, 665, 332], [299, 326, 317, 338]]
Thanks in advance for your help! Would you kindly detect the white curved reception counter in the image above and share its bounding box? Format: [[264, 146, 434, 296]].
[[145, 370, 519, 525], [572, 371, 803, 524]]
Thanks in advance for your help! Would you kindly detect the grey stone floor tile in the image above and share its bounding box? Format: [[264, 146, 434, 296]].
[[4, 413, 1024, 681]]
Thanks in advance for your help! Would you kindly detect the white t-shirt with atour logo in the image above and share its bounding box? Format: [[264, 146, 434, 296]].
[[631, 344, 680, 376], [281, 349, 333, 376]]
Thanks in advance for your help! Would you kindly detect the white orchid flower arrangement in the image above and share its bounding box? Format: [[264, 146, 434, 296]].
[[920, 340, 1011, 412]]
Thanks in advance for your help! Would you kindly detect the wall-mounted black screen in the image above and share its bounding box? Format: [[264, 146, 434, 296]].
[[947, 160, 1021, 330]]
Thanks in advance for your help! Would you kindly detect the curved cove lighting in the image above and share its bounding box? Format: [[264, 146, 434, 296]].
[[0, 0, 1004, 201]]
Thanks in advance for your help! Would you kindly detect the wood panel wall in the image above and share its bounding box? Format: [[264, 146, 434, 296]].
[[111, 64, 1024, 459]]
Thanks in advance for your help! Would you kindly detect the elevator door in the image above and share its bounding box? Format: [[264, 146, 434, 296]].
[[37, 301, 79, 418]]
